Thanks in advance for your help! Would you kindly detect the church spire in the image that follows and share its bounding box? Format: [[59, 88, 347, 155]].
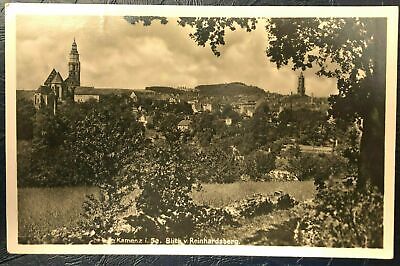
[[71, 38, 77, 52], [297, 72, 306, 96], [68, 38, 80, 86]]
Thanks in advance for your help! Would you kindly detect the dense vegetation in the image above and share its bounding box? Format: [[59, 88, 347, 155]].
[[17, 90, 382, 247], [17, 94, 341, 187]]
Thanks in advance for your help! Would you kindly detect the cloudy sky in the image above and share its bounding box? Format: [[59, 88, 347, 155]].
[[16, 15, 337, 97]]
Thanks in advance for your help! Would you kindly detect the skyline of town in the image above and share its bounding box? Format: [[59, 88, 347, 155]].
[[16, 15, 338, 97]]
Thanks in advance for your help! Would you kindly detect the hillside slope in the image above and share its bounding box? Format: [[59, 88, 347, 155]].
[[196, 82, 265, 96]]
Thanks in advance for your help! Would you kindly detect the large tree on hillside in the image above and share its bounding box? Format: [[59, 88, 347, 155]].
[[177, 17, 387, 192]]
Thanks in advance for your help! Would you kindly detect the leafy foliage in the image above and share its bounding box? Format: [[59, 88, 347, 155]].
[[21, 95, 145, 186], [228, 192, 297, 218], [122, 142, 200, 239], [295, 182, 383, 248], [16, 98, 36, 140], [277, 108, 332, 146], [186, 144, 245, 183], [178, 18, 257, 57], [266, 18, 386, 191], [66, 96, 145, 185], [28, 108, 72, 186], [244, 150, 275, 181], [124, 16, 168, 26]]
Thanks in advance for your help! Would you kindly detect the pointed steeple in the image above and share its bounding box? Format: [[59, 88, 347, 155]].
[[71, 38, 78, 54], [297, 72, 306, 96], [68, 38, 80, 86]]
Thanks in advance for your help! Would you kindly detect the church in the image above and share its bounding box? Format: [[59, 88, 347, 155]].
[[33, 39, 136, 113], [34, 39, 81, 112]]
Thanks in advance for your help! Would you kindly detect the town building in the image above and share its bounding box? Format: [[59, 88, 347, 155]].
[[202, 103, 213, 112], [234, 101, 256, 117], [138, 115, 146, 125]]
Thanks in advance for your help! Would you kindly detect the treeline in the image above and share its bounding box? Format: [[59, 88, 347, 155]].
[[17, 96, 145, 187], [17, 95, 356, 187]]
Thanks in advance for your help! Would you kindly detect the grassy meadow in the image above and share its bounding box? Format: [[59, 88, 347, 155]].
[[18, 186, 99, 242], [18, 181, 315, 243], [191, 180, 315, 207]]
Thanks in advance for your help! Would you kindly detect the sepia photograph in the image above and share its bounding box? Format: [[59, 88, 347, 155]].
[[5, 4, 398, 258]]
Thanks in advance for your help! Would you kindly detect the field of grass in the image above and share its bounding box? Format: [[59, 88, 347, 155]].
[[192, 180, 315, 208], [18, 181, 315, 243], [18, 186, 98, 242]]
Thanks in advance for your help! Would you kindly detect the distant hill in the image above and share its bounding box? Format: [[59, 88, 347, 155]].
[[16, 90, 35, 101], [145, 86, 184, 94], [195, 82, 265, 96]]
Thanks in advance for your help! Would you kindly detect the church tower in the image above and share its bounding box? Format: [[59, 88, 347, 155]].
[[68, 38, 80, 86], [297, 72, 306, 96]]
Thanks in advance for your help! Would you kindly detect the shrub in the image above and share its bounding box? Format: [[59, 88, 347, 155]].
[[294, 181, 383, 248], [228, 192, 297, 218], [268, 169, 298, 181], [245, 150, 275, 181], [186, 145, 244, 184]]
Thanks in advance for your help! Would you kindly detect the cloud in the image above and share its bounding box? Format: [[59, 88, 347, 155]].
[[16, 15, 337, 97]]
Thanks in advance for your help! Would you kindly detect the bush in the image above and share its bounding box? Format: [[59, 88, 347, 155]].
[[244, 150, 275, 181], [186, 145, 245, 183], [268, 169, 298, 181], [227, 191, 297, 218], [275, 144, 348, 183], [294, 181, 383, 248]]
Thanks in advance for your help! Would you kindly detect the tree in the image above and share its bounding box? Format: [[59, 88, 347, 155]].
[[245, 150, 275, 181], [122, 142, 202, 240], [16, 98, 36, 140], [29, 107, 68, 185], [157, 112, 183, 143], [66, 95, 145, 185], [250, 102, 277, 146], [192, 112, 217, 146], [179, 17, 386, 192], [266, 18, 386, 191], [200, 145, 244, 183], [221, 104, 240, 122]]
